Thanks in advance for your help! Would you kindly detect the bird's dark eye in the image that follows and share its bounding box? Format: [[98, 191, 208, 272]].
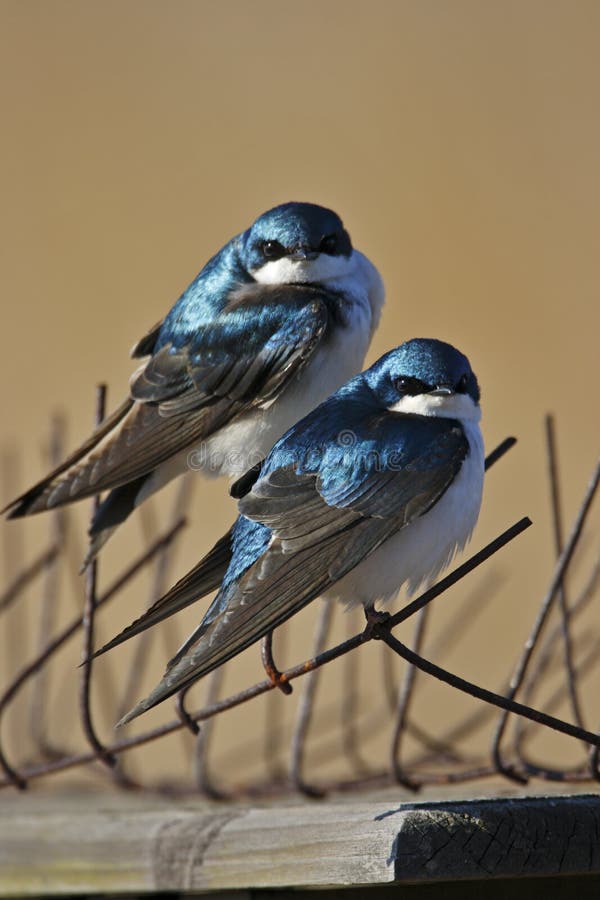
[[262, 240, 285, 260], [456, 373, 469, 393], [395, 376, 429, 395], [319, 234, 338, 254]]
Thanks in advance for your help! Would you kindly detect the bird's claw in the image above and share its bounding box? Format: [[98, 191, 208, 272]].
[[175, 689, 201, 735], [363, 605, 391, 639], [261, 632, 293, 695]]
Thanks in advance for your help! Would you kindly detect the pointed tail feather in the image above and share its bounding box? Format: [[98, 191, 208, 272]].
[[92, 527, 234, 660], [79, 475, 150, 571], [3, 397, 134, 517], [115, 609, 219, 728], [80, 526, 117, 573]]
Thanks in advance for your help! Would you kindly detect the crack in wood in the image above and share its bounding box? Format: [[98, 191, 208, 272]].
[[389, 795, 600, 881], [151, 811, 240, 890]]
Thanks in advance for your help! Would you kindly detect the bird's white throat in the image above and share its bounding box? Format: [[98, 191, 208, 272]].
[[388, 392, 481, 423], [252, 251, 356, 285], [251, 249, 385, 337]]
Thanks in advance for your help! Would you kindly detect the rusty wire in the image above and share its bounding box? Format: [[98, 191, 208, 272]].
[[544, 415, 586, 734], [491, 453, 600, 781], [28, 415, 68, 764], [289, 599, 334, 797], [79, 385, 117, 773], [0, 400, 599, 796]]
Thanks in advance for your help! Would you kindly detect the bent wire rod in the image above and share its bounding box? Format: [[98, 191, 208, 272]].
[[0, 514, 553, 791]]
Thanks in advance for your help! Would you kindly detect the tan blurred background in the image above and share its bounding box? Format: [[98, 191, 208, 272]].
[[1, 1, 599, 790]]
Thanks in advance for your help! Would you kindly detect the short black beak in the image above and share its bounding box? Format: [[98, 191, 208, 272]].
[[429, 385, 454, 397], [288, 246, 319, 262]]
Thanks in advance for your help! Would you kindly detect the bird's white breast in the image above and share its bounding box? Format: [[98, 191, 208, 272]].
[[188, 250, 383, 477], [324, 419, 485, 608]]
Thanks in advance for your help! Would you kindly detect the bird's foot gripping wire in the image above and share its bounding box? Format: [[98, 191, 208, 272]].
[[261, 632, 293, 695], [363, 604, 391, 639], [175, 687, 201, 735]]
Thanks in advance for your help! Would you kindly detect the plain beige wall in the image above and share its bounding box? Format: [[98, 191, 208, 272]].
[[1, 1, 598, 789]]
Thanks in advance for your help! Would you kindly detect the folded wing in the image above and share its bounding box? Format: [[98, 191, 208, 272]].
[[118, 414, 469, 724], [4, 283, 332, 516]]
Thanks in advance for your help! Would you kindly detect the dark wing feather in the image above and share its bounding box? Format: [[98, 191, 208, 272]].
[[230, 459, 264, 499], [118, 418, 469, 724], [3, 397, 134, 517], [130, 319, 164, 358], [92, 527, 234, 659]]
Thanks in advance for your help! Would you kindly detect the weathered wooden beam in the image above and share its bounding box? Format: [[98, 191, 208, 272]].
[[0, 791, 599, 895]]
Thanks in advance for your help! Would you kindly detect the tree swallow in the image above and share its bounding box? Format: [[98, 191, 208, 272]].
[[107, 338, 485, 726], [4, 202, 384, 562]]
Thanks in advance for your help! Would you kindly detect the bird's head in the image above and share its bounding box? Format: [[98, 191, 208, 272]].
[[241, 202, 354, 284], [365, 338, 481, 422]]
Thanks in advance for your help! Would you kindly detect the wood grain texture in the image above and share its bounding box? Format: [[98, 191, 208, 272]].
[[0, 790, 599, 895]]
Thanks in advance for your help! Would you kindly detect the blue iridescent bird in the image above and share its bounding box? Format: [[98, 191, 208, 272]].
[[4, 202, 384, 562], [105, 338, 485, 726]]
